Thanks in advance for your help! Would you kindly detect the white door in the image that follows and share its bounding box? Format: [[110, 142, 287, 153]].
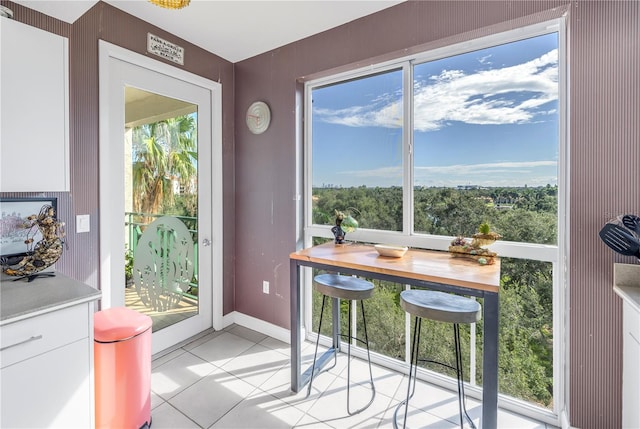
[[99, 41, 223, 354]]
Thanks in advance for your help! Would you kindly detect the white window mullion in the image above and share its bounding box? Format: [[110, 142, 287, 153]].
[[404, 62, 414, 236], [303, 82, 314, 235]]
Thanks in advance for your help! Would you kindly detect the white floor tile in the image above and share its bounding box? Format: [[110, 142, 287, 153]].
[[151, 351, 217, 400], [497, 409, 548, 429], [221, 342, 289, 388], [294, 413, 334, 428], [148, 402, 199, 428], [182, 330, 226, 351], [305, 375, 393, 428], [385, 401, 460, 429], [260, 336, 292, 356], [210, 388, 307, 429], [149, 326, 552, 429], [391, 376, 481, 427], [259, 363, 336, 413], [152, 347, 187, 369], [226, 324, 269, 343], [151, 390, 164, 410], [167, 367, 257, 428], [340, 357, 404, 399], [189, 331, 256, 367]]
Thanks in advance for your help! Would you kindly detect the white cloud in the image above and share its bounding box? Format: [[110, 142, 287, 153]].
[[414, 160, 557, 174], [314, 49, 558, 132], [330, 160, 557, 188], [478, 54, 493, 65]]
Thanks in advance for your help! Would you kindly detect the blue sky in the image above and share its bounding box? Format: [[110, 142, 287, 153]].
[[312, 33, 559, 188]]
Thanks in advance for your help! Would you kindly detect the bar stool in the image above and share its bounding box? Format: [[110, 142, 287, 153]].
[[307, 273, 376, 415], [394, 289, 481, 429]]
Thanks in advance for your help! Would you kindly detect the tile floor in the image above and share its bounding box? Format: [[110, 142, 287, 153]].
[[150, 324, 553, 429]]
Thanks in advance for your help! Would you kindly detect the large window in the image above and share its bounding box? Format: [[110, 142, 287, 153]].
[[304, 21, 565, 425], [311, 69, 404, 231]]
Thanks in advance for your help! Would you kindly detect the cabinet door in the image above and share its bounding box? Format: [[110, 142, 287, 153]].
[[1, 338, 91, 428], [622, 302, 640, 428], [0, 17, 69, 192]]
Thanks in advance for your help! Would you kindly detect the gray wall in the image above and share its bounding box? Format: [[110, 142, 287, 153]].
[[233, 1, 639, 427], [2, 0, 638, 426]]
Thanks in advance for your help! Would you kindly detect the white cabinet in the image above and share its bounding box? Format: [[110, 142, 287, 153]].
[[0, 17, 69, 192], [614, 263, 640, 429], [622, 300, 640, 428], [1, 303, 95, 428]]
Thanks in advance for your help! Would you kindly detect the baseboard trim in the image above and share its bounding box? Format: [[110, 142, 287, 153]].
[[222, 311, 291, 344]]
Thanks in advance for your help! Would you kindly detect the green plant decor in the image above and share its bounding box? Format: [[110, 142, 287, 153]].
[[124, 247, 134, 286]]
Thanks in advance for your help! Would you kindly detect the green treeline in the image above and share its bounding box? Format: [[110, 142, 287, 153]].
[[311, 185, 556, 408]]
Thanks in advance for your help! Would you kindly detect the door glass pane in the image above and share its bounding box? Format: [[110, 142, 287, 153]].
[[123, 87, 199, 332]]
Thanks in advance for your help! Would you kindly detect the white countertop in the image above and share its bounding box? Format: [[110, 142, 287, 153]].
[[613, 263, 640, 313], [0, 271, 101, 325]]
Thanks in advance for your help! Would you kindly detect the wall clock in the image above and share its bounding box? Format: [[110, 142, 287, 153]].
[[246, 101, 271, 134]]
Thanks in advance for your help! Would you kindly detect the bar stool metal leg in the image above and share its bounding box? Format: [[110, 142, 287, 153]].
[[393, 318, 476, 429], [307, 287, 375, 416], [346, 299, 376, 415], [454, 323, 476, 429], [393, 316, 422, 429]]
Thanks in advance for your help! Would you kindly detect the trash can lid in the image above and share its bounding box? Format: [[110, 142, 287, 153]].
[[94, 307, 152, 342]]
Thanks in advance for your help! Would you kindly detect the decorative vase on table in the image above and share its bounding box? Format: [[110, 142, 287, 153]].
[[448, 222, 501, 265], [331, 209, 358, 245]]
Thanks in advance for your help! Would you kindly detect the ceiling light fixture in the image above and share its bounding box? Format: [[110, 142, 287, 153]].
[[148, 0, 190, 10]]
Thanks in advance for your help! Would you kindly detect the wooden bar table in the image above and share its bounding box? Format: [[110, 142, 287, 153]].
[[290, 241, 500, 428]]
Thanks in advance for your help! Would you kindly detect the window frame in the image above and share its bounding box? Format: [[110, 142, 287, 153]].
[[302, 18, 568, 426]]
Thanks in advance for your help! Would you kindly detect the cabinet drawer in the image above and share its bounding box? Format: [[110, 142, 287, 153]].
[[1, 304, 88, 368], [1, 338, 92, 428]]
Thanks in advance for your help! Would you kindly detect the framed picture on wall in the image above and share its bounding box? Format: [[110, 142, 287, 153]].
[[0, 197, 58, 259]]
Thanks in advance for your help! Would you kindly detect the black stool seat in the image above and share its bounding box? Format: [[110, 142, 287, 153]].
[[314, 273, 374, 301], [400, 290, 481, 324]]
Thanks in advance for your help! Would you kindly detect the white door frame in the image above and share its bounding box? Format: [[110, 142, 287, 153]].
[[98, 41, 223, 350]]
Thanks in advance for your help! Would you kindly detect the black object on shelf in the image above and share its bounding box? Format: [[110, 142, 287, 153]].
[[622, 214, 640, 235], [12, 272, 57, 282], [599, 217, 640, 260]]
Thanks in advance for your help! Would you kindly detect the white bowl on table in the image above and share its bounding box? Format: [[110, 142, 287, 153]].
[[374, 244, 408, 258]]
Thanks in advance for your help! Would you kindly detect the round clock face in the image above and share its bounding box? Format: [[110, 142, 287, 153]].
[[246, 101, 271, 134]]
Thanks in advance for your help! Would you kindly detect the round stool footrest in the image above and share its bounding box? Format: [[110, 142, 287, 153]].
[[338, 333, 368, 347], [416, 358, 459, 374]]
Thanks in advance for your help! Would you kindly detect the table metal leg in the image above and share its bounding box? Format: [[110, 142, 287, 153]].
[[290, 262, 342, 393], [332, 297, 341, 351], [290, 260, 302, 392], [482, 292, 499, 428]]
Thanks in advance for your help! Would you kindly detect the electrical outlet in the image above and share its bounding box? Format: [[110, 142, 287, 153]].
[[262, 280, 269, 294]]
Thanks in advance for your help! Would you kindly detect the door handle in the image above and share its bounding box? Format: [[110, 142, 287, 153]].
[[202, 238, 211, 247], [1, 334, 43, 351]]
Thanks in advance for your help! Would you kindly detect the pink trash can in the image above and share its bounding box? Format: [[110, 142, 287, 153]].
[[94, 307, 152, 429]]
